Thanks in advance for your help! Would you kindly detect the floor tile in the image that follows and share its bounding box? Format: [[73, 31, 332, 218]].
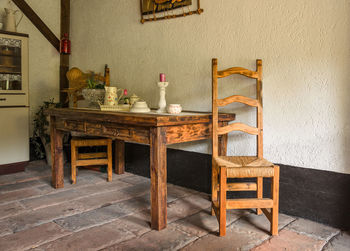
[[172, 208, 248, 237], [33, 220, 135, 251], [0, 222, 71, 251], [287, 217, 340, 240], [102, 225, 197, 251], [252, 228, 325, 251], [323, 231, 350, 251]]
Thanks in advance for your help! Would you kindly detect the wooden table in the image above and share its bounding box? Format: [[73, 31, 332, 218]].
[[47, 108, 235, 230]]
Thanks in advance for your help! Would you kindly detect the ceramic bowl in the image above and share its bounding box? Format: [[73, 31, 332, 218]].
[[134, 101, 148, 108], [167, 104, 182, 114], [130, 101, 150, 113]]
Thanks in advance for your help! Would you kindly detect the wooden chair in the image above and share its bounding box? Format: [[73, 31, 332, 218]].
[[62, 66, 113, 184], [62, 65, 110, 108], [71, 137, 112, 184], [211, 58, 280, 237]]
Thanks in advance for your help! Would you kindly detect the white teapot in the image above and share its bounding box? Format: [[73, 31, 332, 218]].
[[104, 86, 125, 106], [129, 94, 140, 106]]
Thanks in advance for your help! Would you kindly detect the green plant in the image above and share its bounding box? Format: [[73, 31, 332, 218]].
[[32, 99, 62, 159], [86, 72, 105, 89]]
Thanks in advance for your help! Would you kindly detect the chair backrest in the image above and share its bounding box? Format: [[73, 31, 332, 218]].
[[212, 58, 263, 158], [63, 65, 110, 107]]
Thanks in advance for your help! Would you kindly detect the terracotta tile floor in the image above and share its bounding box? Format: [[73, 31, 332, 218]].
[[0, 160, 348, 251]]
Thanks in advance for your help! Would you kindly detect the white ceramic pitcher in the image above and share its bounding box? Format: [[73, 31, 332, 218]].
[[104, 86, 125, 106], [4, 8, 23, 32]]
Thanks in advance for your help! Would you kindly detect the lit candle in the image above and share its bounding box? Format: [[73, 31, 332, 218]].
[[160, 73, 166, 82]]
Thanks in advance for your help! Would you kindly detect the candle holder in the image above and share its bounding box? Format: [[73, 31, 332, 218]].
[[157, 81, 168, 113]]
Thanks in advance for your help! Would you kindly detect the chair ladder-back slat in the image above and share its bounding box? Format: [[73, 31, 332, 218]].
[[217, 122, 259, 135], [216, 95, 259, 107], [217, 67, 259, 79]]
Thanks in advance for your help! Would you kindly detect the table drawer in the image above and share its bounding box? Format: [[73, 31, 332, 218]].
[[57, 119, 149, 144], [102, 125, 130, 137], [64, 120, 85, 131]]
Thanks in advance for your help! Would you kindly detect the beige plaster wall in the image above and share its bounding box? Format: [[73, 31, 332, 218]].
[[0, 0, 60, 133], [70, 0, 350, 174]]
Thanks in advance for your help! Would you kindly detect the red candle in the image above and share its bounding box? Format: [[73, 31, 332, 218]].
[[160, 73, 166, 82]]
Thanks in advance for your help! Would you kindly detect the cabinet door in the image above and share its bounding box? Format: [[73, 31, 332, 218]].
[[0, 34, 29, 106], [0, 107, 29, 165]]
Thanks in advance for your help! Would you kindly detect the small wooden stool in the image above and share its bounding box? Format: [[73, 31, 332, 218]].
[[71, 137, 112, 184]]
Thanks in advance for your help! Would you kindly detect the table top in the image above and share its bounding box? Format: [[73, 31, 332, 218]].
[[47, 108, 235, 127]]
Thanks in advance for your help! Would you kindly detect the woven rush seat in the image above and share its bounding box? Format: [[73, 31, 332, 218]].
[[214, 156, 274, 177]]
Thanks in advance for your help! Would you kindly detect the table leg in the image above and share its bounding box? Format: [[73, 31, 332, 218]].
[[150, 127, 167, 230], [50, 116, 64, 188], [114, 139, 125, 174]]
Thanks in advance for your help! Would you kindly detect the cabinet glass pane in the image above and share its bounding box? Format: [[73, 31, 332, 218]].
[[0, 37, 22, 91]]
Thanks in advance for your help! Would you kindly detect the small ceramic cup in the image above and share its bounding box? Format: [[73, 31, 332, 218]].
[[167, 104, 182, 114]]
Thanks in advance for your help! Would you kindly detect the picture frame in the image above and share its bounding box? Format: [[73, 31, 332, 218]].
[[140, 0, 203, 24]]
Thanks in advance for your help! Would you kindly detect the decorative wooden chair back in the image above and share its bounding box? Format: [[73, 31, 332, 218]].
[[63, 66, 110, 107], [212, 58, 263, 158]]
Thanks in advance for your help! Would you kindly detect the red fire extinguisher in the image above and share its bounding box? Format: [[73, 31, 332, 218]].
[[60, 33, 71, 54]]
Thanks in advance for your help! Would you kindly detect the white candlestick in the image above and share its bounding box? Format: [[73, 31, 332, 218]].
[[157, 82, 168, 113]]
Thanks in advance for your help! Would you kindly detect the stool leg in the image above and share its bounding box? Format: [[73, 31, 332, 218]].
[[257, 177, 263, 215], [107, 139, 112, 182], [271, 165, 280, 235], [71, 141, 77, 184], [219, 167, 227, 237], [211, 160, 218, 216]]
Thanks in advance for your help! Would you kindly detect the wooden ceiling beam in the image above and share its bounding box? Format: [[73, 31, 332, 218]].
[[12, 0, 60, 52]]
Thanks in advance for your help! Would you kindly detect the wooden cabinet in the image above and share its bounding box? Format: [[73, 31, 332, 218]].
[[0, 31, 29, 173]]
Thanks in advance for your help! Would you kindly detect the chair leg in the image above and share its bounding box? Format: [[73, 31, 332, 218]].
[[256, 177, 263, 215], [219, 167, 227, 237], [71, 141, 77, 184], [271, 165, 280, 235], [211, 161, 218, 216], [107, 140, 112, 182]]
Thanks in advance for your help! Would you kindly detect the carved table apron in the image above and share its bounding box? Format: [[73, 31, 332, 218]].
[[47, 108, 235, 231]]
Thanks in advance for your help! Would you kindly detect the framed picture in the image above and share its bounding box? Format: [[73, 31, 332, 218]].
[[140, 0, 203, 23]]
